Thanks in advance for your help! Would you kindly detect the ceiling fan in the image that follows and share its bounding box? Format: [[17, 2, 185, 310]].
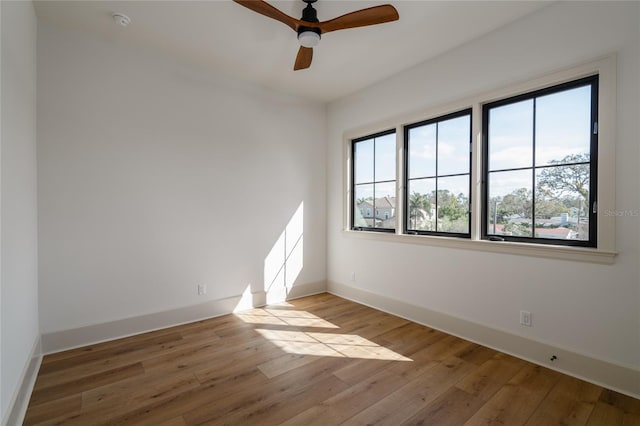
[[233, 0, 399, 70]]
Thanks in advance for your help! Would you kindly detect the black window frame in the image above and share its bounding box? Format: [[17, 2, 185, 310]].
[[404, 108, 472, 238], [481, 75, 599, 247], [351, 129, 397, 233]]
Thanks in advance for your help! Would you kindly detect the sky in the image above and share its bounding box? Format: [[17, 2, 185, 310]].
[[488, 85, 591, 197], [354, 83, 592, 202]]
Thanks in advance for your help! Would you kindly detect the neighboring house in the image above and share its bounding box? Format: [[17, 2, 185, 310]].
[[535, 227, 575, 239], [357, 197, 396, 227], [492, 223, 576, 239]]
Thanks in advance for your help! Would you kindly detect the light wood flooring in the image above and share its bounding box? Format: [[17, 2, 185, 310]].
[[25, 293, 640, 425]]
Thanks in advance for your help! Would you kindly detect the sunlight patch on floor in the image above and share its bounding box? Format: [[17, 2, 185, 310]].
[[234, 314, 288, 325], [236, 308, 412, 362], [254, 328, 412, 360], [236, 307, 338, 328]]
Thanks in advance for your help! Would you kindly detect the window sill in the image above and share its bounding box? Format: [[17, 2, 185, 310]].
[[342, 229, 617, 264]]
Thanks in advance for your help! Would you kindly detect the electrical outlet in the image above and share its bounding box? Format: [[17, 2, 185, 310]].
[[350, 272, 356, 282], [520, 310, 532, 327], [198, 284, 207, 296]]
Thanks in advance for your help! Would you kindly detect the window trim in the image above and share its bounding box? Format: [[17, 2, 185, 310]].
[[481, 75, 599, 247], [343, 55, 617, 264], [351, 129, 397, 233], [404, 108, 473, 238]]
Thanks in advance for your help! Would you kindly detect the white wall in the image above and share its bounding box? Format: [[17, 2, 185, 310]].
[[37, 23, 327, 334], [327, 2, 639, 370], [1, 0, 40, 420]]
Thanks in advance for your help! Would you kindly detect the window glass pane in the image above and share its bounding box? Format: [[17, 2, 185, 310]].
[[488, 100, 533, 171], [354, 139, 373, 184], [374, 133, 396, 182], [535, 165, 589, 241], [536, 86, 591, 166], [487, 169, 533, 237], [408, 124, 436, 178], [407, 178, 435, 231], [438, 115, 470, 176], [373, 181, 396, 228], [437, 175, 470, 233], [354, 184, 374, 227]]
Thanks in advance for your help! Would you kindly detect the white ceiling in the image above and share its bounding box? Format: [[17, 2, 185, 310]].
[[34, 1, 550, 103]]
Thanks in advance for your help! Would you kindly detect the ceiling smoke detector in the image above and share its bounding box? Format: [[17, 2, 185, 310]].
[[112, 13, 131, 27]]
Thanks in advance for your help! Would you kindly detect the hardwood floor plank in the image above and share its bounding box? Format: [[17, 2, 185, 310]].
[[599, 389, 640, 416], [454, 343, 499, 366], [210, 374, 348, 425], [183, 357, 350, 425], [98, 372, 268, 425], [29, 362, 145, 406], [257, 352, 326, 379], [463, 364, 561, 425], [281, 368, 408, 426], [347, 356, 476, 425], [525, 375, 602, 425], [401, 387, 486, 426], [140, 338, 239, 375], [80, 371, 200, 413], [39, 326, 186, 365], [35, 332, 201, 389], [39, 332, 184, 375], [374, 321, 447, 355], [24, 293, 640, 426], [586, 401, 625, 425], [389, 335, 473, 382], [157, 417, 187, 426], [455, 352, 527, 401], [587, 389, 640, 425], [22, 394, 82, 426], [192, 341, 289, 384]]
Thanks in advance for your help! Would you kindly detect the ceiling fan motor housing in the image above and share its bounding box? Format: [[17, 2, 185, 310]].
[[298, 2, 321, 47]]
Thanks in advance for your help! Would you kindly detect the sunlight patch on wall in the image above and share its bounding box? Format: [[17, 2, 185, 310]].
[[233, 285, 255, 312], [264, 202, 304, 304]]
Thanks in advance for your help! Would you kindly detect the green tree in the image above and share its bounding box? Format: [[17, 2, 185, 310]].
[[499, 188, 532, 219], [537, 153, 590, 200], [408, 192, 431, 230], [437, 190, 469, 232], [534, 193, 568, 219]]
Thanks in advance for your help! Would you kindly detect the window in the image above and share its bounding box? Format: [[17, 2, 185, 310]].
[[405, 109, 471, 237], [482, 76, 598, 247], [345, 58, 615, 263], [352, 130, 396, 232]]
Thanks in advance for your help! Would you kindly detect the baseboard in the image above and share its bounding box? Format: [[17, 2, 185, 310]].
[[327, 280, 640, 399], [41, 281, 327, 354], [2, 336, 42, 426], [286, 280, 327, 300]]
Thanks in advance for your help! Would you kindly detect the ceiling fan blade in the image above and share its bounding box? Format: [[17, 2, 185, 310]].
[[318, 5, 399, 34], [294, 46, 313, 71], [233, 0, 301, 32]]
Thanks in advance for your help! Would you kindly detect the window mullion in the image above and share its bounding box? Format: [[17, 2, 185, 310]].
[[531, 97, 537, 239], [434, 122, 439, 233]]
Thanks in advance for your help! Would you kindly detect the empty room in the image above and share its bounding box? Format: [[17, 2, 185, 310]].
[[2, 0, 639, 424]]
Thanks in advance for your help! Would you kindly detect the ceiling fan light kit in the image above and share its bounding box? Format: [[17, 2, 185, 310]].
[[298, 30, 320, 48], [233, 0, 399, 70]]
